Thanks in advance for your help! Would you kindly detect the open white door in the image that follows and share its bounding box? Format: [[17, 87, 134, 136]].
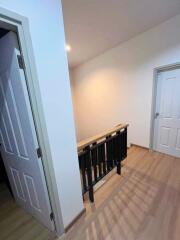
[[0, 31, 54, 230], [154, 68, 180, 158]]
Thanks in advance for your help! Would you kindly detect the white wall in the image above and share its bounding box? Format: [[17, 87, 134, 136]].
[[71, 14, 180, 147], [0, 0, 84, 234]]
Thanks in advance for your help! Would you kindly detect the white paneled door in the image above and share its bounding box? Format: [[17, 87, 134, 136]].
[[0, 32, 54, 230], [154, 68, 180, 158]]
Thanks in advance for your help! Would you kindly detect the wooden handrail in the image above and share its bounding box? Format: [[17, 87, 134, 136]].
[[77, 123, 129, 152]]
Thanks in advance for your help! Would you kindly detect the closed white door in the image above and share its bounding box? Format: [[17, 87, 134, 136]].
[[154, 68, 180, 158], [0, 31, 54, 230]]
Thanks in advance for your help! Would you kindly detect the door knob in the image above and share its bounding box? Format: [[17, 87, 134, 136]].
[[155, 112, 160, 118]]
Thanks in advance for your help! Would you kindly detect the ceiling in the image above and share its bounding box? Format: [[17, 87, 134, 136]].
[[62, 0, 180, 68]]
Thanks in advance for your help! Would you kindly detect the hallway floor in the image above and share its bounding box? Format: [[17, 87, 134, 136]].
[[59, 146, 180, 240], [0, 183, 56, 240]]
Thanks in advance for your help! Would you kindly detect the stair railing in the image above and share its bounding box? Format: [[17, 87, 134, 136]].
[[78, 124, 128, 202]]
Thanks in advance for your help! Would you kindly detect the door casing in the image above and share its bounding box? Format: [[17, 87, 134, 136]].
[[150, 63, 180, 151], [0, 7, 64, 235]]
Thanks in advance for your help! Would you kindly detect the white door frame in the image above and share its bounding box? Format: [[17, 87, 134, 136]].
[[0, 7, 64, 235], [150, 62, 180, 151]]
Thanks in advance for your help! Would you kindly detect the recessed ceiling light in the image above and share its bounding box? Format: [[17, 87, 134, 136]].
[[66, 44, 71, 52]]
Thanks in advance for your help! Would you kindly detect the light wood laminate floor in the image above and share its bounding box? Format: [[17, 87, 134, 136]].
[[0, 183, 56, 240], [59, 146, 180, 240]]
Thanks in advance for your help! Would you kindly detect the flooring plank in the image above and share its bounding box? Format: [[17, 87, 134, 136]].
[[59, 146, 180, 240], [0, 183, 55, 240]]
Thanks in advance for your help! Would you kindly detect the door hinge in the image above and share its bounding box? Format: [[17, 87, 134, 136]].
[[36, 147, 42, 158], [17, 54, 25, 69], [50, 212, 54, 221]]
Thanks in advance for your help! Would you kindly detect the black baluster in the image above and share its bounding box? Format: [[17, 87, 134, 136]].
[[109, 138, 114, 169], [119, 131, 123, 161], [91, 143, 98, 183], [121, 128, 126, 161], [124, 127, 127, 159], [97, 144, 102, 179], [79, 153, 87, 194], [114, 132, 119, 166], [85, 146, 94, 202], [106, 136, 111, 172], [112, 136, 117, 168], [123, 129, 125, 159], [117, 132, 122, 175]]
